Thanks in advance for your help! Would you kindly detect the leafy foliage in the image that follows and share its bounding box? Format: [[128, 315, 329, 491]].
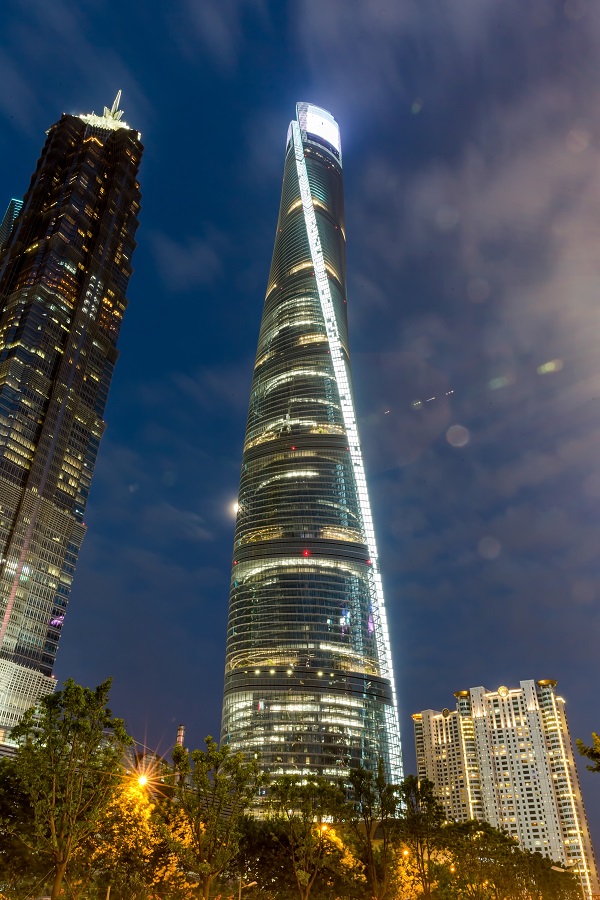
[[0, 757, 49, 899], [0, 710, 585, 900], [577, 731, 600, 773], [397, 775, 445, 900], [9, 677, 132, 900], [343, 759, 402, 900], [438, 820, 580, 900], [268, 775, 360, 900], [171, 735, 261, 900]]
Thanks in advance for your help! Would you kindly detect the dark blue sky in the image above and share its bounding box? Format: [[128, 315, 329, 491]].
[[1, 0, 599, 847]]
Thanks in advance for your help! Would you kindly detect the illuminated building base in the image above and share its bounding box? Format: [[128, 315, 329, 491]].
[[0, 658, 55, 732]]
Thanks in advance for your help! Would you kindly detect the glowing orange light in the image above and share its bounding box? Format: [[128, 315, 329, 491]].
[[138, 774, 148, 787]]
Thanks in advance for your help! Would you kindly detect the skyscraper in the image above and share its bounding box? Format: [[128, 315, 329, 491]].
[[0, 94, 142, 737], [413, 680, 599, 899], [221, 103, 402, 783], [0, 200, 24, 249]]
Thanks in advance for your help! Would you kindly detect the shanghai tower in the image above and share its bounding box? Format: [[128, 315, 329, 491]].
[[221, 103, 402, 782], [0, 95, 142, 738]]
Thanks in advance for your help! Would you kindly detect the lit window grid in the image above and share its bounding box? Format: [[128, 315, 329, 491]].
[[227, 556, 378, 676], [414, 682, 599, 898], [291, 120, 402, 780], [222, 685, 388, 776]]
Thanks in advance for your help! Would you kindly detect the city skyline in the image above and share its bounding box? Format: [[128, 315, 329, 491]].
[[0, 0, 598, 853], [221, 103, 401, 781]]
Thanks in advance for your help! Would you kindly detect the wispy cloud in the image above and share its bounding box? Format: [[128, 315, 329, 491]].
[[151, 230, 225, 292], [0, 0, 149, 134], [168, 0, 269, 70]]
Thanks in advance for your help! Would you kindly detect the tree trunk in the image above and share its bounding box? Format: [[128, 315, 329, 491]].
[[202, 874, 213, 900], [51, 859, 68, 900]]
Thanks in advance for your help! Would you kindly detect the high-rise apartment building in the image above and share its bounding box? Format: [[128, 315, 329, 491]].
[[221, 103, 402, 783], [413, 680, 598, 899], [0, 94, 142, 736]]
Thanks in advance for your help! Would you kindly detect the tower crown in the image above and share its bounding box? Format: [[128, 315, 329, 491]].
[[286, 102, 342, 163], [79, 90, 134, 133]]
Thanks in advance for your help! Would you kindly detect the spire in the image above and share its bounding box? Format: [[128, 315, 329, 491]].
[[79, 90, 132, 133], [102, 90, 124, 122]]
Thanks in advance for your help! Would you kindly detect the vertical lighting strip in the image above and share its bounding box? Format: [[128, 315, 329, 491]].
[[291, 120, 402, 780], [547, 689, 593, 897]]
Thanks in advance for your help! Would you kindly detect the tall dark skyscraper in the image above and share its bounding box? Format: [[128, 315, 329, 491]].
[[221, 103, 402, 782], [0, 94, 142, 738]]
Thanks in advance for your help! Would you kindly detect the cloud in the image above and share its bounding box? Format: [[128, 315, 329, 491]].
[[168, 0, 269, 70], [0, 50, 42, 134], [139, 503, 214, 543], [170, 363, 253, 415], [295, 0, 600, 122], [0, 1, 150, 135], [150, 231, 225, 292], [325, 7, 600, 812]]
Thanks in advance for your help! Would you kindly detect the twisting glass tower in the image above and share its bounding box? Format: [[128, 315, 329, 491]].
[[221, 103, 402, 782], [0, 94, 142, 736]]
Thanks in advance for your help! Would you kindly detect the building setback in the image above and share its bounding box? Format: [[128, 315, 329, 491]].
[[221, 103, 402, 783], [413, 680, 598, 899], [0, 94, 142, 737]]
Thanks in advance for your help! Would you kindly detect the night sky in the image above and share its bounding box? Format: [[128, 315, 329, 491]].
[[1, 0, 599, 848]]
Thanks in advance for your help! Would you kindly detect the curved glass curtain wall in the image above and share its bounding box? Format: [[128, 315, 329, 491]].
[[221, 103, 402, 783]]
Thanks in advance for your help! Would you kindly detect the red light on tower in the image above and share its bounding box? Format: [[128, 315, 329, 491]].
[[303, 549, 310, 557], [291, 445, 296, 450]]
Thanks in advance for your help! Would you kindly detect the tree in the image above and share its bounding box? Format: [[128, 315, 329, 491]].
[[577, 732, 600, 773], [70, 776, 163, 900], [0, 757, 48, 899], [269, 775, 357, 900], [171, 735, 261, 900], [525, 850, 581, 900], [343, 760, 401, 900], [438, 820, 581, 900], [439, 820, 524, 900], [226, 815, 299, 900], [10, 677, 132, 900], [397, 775, 444, 900]]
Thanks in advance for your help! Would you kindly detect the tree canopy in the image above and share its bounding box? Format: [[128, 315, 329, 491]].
[[0, 707, 586, 900], [171, 735, 261, 900], [10, 677, 132, 900], [577, 731, 600, 773]]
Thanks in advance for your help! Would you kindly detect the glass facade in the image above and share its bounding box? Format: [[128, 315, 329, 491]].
[[221, 103, 402, 783], [0, 200, 24, 249], [0, 97, 142, 731]]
